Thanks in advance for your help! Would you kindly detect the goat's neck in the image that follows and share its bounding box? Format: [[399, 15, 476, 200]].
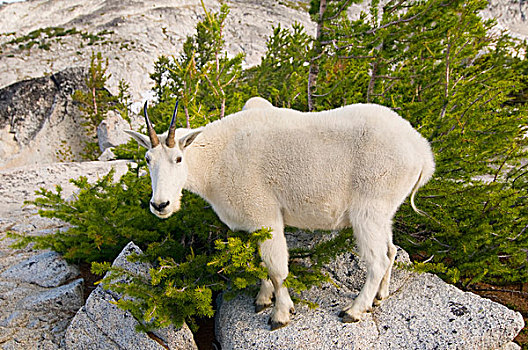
[[183, 133, 225, 200]]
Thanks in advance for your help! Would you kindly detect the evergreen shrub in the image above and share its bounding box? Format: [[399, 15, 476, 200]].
[[306, 0, 528, 286]]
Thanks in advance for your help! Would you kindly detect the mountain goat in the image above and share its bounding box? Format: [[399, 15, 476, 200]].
[[125, 97, 435, 330]]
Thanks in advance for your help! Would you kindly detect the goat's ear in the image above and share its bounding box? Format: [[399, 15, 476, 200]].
[[124, 130, 152, 149], [178, 129, 203, 150]]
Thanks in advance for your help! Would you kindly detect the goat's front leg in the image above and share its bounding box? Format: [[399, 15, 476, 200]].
[[259, 225, 294, 330]]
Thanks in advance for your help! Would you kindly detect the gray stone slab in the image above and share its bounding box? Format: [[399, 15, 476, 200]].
[[0, 251, 79, 288], [216, 292, 380, 350], [63, 309, 121, 350], [371, 273, 524, 350], [20, 278, 84, 312]]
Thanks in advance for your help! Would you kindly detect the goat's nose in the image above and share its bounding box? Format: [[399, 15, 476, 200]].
[[151, 200, 170, 212]]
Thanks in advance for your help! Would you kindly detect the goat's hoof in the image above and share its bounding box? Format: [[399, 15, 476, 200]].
[[255, 303, 272, 313], [269, 319, 288, 331], [290, 306, 296, 315], [373, 297, 383, 307], [338, 310, 347, 318], [341, 313, 361, 323]]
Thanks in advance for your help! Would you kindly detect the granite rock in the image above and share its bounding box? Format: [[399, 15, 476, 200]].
[[216, 249, 524, 350], [0, 273, 84, 349], [0, 67, 91, 169], [64, 242, 198, 350], [20, 278, 84, 312], [0, 250, 79, 288], [97, 111, 131, 152]]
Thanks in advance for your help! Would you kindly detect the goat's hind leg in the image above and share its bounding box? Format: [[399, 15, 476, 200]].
[[340, 211, 391, 323], [374, 241, 396, 306], [255, 278, 274, 312]]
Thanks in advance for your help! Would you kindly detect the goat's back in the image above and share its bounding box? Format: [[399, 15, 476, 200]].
[[197, 104, 434, 230]]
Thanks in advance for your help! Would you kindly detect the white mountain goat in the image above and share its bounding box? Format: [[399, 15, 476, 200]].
[[125, 97, 435, 330]]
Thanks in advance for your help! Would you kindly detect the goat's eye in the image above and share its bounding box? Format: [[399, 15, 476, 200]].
[[175, 156, 182, 163]]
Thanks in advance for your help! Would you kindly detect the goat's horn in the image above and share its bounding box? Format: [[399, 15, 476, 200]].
[[166, 100, 179, 148], [143, 101, 160, 147]]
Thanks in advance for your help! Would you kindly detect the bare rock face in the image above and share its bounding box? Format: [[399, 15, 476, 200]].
[[216, 248, 525, 350], [0, 67, 90, 169], [64, 242, 199, 350], [0, 251, 84, 350], [0, 0, 315, 105], [480, 0, 528, 39]]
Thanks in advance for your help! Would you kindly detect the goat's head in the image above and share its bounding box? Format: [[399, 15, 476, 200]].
[[125, 101, 202, 218]]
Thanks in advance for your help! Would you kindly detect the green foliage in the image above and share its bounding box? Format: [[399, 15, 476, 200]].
[[149, 2, 244, 129], [116, 79, 132, 123], [113, 138, 147, 162], [7, 27, 114, 51], [80, 29, 115, 46], [10, 167, 153, 262], [73, 52, 113, 128], [72, 52, 132, 160], [399, 261, 461, 285], [306, 0, 528, 286], [55, 140, 75, 162], [72, 52, 114, 159], [89, 228, 270, 331], [241, 23, 312, 109], [9, 27, 79, 50]]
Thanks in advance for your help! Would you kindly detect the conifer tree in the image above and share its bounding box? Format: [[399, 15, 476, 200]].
[[73, 52, 130, 159], [242, 23, 312, 110], [307, 0, 528, 285], [149, 3, 244, 130]]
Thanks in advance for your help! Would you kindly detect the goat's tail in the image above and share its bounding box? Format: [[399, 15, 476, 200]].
[[409, 142, 435, 216], [410, 157, 435, 216], [410, 169, 426, 216]]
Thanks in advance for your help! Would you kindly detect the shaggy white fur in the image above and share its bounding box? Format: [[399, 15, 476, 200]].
[[126, 97, 435, 329]]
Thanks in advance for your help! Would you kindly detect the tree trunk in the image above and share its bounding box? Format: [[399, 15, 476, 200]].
[[307, 0, 327, 112]]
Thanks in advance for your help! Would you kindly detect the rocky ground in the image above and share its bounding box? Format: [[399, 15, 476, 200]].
[[0, 160, 129, 349], [216, 248, 524, 349]]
